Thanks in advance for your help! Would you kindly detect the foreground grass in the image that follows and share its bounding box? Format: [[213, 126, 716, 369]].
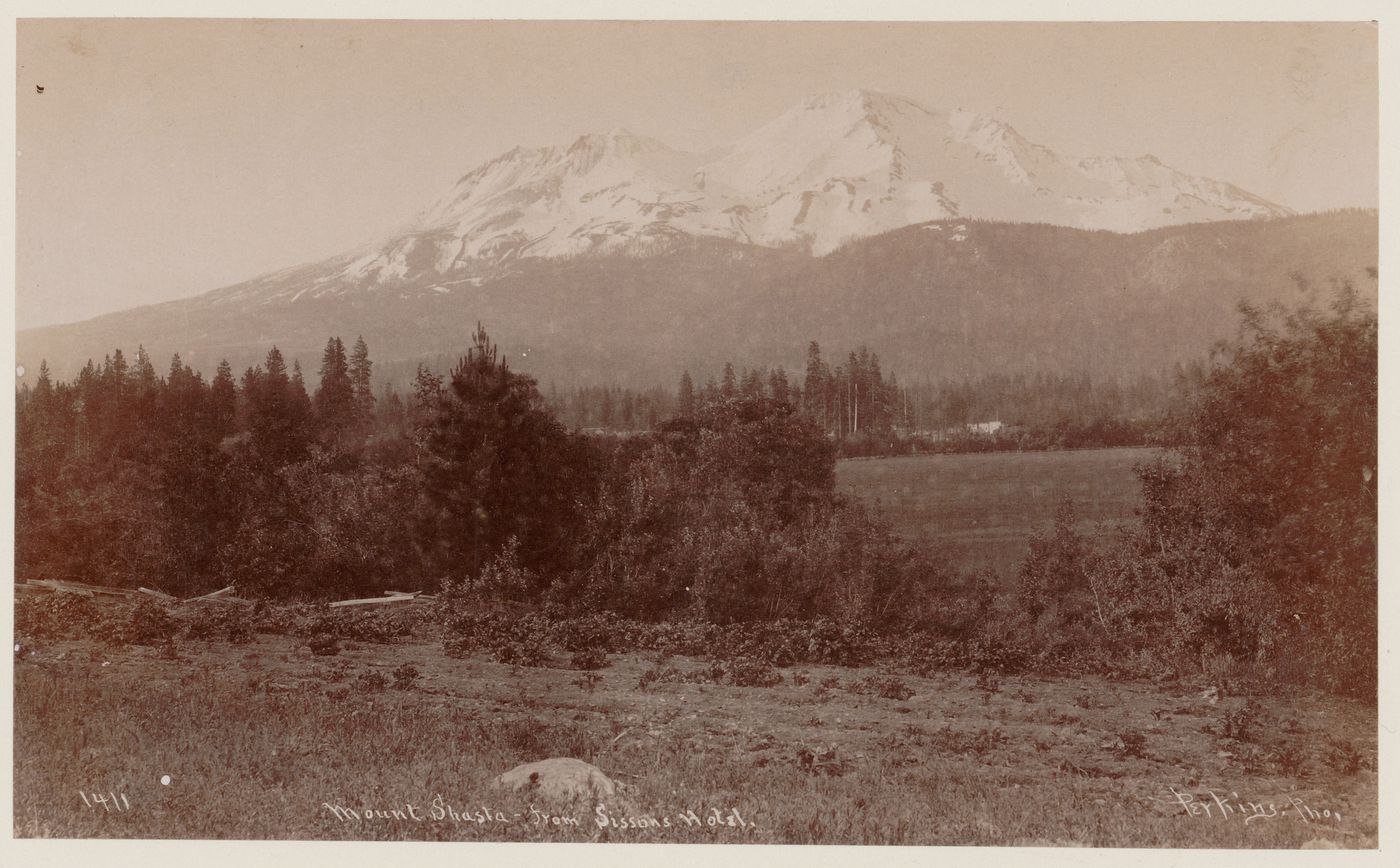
[[14, 632, 1376, 846]]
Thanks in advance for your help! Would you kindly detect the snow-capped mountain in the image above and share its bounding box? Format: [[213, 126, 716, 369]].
[[22, 88, 1347, 393], [317, 89, 1289, 289]]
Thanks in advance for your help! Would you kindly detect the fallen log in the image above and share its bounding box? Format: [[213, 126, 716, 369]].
[[138, 587, 178, 601], [328, 594, 421, 608], [30, 580, 95, 597], [186, 586, 234, 602], [186, 595, 254, 607], [31, 579, 134, 597]]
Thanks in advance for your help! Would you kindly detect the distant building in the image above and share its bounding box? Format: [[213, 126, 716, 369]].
[[898, 421, 1006, 441]]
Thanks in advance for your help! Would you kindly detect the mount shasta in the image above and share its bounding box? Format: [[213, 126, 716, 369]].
[[18, 90, 1373, 389], [284, 88, 1290, 294]]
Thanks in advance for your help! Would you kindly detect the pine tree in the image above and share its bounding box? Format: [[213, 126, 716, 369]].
[[721, 362, 737, 399], [804, 341, 827, 431], [600, 387, 615, 428], [677, 371, 695, 418], [247, 346, 307, 466], [131, 345, 158, 390], [209, 360, 238, 438], [290, 360, 314, 432], [417, 322, 592, 585], [108, 348, 129, 381], [702, 376, 721, 406], [349, 335, 375, 427], [314, 337, 356, 443], [740, 367, 764, 398], [34, 359, 53, 403], [768, 367, 790, 405]]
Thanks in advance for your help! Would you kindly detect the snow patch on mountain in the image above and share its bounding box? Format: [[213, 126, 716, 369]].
[[314, 88, 1290, 287]]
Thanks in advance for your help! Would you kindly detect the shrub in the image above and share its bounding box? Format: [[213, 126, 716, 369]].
[[391, 663, 420, 690], [300, 608, 408, 644], [15, 593, 107, 640], [1116, 730, 1148, 759], [307, 635, 341, 656], [1324, 736, 1366, 774], [441, 610, 560, 664], [802, 618, 875, 667], [638, 620, 720, 657], [568, 647, 609, 671], [848, 673, 915, 701], [636, 665, 675, 691], [116, 599, 178, 646], [1219, 700, 1264, 742], [355, 670, 388, 692], [573, 671, 604, 692], [181, 606, 255, 644], [250, 600, 314, 636], [551, 611, 629, 653], [491, 636, 554, 667], [725, 655, 782, 688]]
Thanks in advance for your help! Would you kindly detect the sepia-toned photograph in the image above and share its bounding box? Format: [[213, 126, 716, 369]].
[[6, 8, 1387, 856]]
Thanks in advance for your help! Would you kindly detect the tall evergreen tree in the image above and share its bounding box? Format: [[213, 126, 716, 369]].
[[290, 360, 314, 432], [416, 322, 594, 585], [804, 341, 828, 431], [702, 376, 721, 406], [131, 345, 158, 390], [768, 367, 790, 405], [600, 387, 615, 428], [34, 360, 53, 404], [677, 370, 696, 418], [210, 359, 238, 439], [349, 335, 375, 426], [314, 337, 356, 443], [248, 346, 307, 466], [721, 362, 737, 399], [740, 367, 764, 398]]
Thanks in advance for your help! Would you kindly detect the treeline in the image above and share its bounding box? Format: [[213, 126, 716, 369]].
[[666, 342, 1173, 456], [543, 385, 674, 432], [383, 341, 1173, 453], [1010, 287, 1376, 698], [15, 323, 941, 631], [15, 285, 1376, 698]]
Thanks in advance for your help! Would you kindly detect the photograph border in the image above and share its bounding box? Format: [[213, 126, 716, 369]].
[[1, 2, 1394, 866]]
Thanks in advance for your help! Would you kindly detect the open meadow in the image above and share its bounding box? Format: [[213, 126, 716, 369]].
[[836, 447, 1161, 577], [12, 600, 1376, 846]]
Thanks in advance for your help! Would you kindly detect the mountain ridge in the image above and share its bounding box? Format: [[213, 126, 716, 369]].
[[210, 88, 1292, 302], [17, 210, 1376, 391]]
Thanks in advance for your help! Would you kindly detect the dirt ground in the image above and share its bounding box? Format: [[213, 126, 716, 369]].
[[12, 629, 1378, 846]]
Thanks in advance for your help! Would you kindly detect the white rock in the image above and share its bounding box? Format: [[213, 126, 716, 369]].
[[496, 757, 617, 803]]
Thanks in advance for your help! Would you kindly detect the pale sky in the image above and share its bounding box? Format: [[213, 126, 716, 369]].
[[15, 19, 1379, 330]]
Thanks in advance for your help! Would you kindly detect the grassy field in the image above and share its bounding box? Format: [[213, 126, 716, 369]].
[[836, 447, 1161, 577], [13, 624, 1376, 846]]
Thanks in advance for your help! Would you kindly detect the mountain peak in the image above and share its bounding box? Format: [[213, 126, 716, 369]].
[[341, 89, 1292, 275], [795, 88, 931, 115]]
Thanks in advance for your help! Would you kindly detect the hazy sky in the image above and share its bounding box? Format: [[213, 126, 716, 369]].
[[16, 19, 1378, 330]]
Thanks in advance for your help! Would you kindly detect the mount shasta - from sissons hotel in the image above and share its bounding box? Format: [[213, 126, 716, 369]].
[[16, 89, 1378, 389]]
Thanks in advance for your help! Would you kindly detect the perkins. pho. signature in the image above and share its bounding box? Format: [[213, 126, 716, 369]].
[[1158, 786, 1342, 824]]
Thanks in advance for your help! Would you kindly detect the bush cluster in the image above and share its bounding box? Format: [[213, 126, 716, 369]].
[[297, 608, 414, 644], [180, 605, 255, 644], [15, 594, 109, 640]]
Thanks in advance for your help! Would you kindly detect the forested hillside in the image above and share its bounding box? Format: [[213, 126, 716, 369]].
[[16, 211, 1376, 390]]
